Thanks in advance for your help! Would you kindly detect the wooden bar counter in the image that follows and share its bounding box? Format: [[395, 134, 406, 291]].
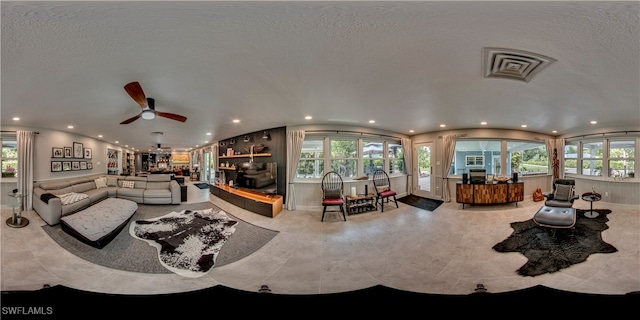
[[456, 180, 523, 209], [210, 184, 283, 218]]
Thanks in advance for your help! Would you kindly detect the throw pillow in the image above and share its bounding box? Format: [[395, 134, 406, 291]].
[[94, 178, 107, 189], [122, 181, 135, 189], [324, 188, 342, 199], [106, 176, 119, 187], [376, 185, 390, 193], [554, 184, 573, 201]]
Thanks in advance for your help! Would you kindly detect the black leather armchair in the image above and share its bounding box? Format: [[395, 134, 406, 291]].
[[544, 179, 579, 208]]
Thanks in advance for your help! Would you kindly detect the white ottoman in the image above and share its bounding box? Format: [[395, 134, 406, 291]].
[[61, 197, 138, 249]]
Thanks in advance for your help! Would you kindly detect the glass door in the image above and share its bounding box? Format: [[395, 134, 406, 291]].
[[414, 142, 434, 198], [203, 151, 212, 184]]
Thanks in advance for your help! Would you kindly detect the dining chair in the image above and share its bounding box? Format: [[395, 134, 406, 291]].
[[321, 171, 346, 221], [372, 169, 398, 212]]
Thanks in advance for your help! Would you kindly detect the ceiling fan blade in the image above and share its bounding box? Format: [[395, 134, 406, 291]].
[[124, 81, 148, 110], [156, 111, 187, 122], [119, 113, 142, 124]]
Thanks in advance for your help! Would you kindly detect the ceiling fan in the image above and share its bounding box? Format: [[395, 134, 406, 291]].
[[154, 144, 173, 151], [120, 81, 187, 124]]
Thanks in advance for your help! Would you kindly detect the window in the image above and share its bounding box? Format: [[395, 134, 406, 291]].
[[608, 139, 635, 178], [296, 134, 405, 180], [330, 139, 357, 178], [1, 135, 18, 178], [565, 135, 639, 179], [453, 140, 501, 175], [363, 140, 384, 176], [387, 142, 404, 174], [465, 156, 484, 166], [582, 140, 603, 176], [452, 139, 546, 176], [564, 141, 578, 175], [507, 141, 548, 175], [297, 139, 324, 178]]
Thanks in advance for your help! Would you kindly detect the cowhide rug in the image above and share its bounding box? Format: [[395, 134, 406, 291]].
[[130, 207, 238, 278], [492, 208, 617, 277]]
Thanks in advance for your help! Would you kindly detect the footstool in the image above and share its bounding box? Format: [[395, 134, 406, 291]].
[[533, 206, 576, 229], [61, 197, 138, 249]]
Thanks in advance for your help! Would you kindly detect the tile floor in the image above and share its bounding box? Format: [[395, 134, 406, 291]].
[[2, 181, 639, 297]]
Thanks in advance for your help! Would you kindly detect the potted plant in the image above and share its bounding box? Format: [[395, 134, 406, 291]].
[[2, 165, 15, 178], [629, 172, 635, 178]]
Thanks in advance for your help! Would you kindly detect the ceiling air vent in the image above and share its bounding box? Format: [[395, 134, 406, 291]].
[[483, 48, 556, 83]]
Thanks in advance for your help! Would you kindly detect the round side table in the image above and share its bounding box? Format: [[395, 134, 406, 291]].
[[581, 192, 602, 218], [6, 192, 29, 228]]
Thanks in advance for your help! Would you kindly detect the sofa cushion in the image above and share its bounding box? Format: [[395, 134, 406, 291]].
[[146, 181, 170, 190], [72, 181, 96, 193], [146, 174, 172, 182], [38, 180, 71, 190], [122, 181, 135, 189]]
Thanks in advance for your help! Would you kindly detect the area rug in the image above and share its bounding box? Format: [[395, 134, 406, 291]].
[[130, 207, 236, 277], [194, 183, 210, 189], [492, 208, 617, 277], [397, 194, 443, 211], [42, 202, 279, 274]]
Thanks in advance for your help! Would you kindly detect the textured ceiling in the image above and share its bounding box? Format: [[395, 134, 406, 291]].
[[2, 1, 639, 151]]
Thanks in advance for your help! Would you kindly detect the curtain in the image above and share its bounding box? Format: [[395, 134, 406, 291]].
[[17, 131, 35, 211], [401, 137, 413, 195], [285, 130, 305, 210], [546, 138, 558, 180], [442, 135, 457, 202]]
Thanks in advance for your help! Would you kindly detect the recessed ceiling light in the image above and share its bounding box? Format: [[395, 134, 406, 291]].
[[552, 130, 557, 133], [98, 135, 103, 138], [305, 116, 312, 120], [125, 145, 128, 147], [204, 141, 209, 143], [369, 120, 375, 123], [232, 119, 240, 123], [114, 141, 119, 144], [67, 125, 74, 129], [409, 130, 414, 133], [12, 117, 19, 121], [590, 121, 597, 124], [195, 145, 199, 147], [521, 124, 527, 128], [480, 122, 487, 125], [440, 124, 446, 127], [206, 132, 211, 135]]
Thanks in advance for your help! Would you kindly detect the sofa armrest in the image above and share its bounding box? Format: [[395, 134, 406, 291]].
[[170, 180, 181, 204], [32, 187, 63, 225]]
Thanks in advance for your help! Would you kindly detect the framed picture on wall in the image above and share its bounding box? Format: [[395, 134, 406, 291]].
[[51, 161, 62, 172], [64, 147, 72, 158], [87, 162, 93, 170], [73, 142, 84, 158], [52, 147, 64, 158], [71, 161, 80, 171], [80, 161, 87, 170], [62, 161, 71, 171], [84, 148, 92, 159]]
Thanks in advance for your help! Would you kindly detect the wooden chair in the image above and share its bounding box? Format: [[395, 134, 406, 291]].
[[321, 171, 346, 221], [372, 169, 398, 212]]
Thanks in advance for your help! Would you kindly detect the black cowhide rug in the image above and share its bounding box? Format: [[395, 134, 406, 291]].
[[130, 207, 238, 278], [492, 208, 617, 277]]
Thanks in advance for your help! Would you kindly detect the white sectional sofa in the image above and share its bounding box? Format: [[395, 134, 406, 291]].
[[33, 174, 180, 226]]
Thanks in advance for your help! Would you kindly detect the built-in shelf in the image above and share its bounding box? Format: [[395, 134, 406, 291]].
[[218, 167, 237, 171], [219, 153, 271, 159]]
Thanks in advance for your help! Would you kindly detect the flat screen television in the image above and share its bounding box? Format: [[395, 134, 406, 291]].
[[233, 161, 277, 195]]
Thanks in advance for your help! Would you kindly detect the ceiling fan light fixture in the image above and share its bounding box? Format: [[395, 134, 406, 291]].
[[141, 109, 156, 120]]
